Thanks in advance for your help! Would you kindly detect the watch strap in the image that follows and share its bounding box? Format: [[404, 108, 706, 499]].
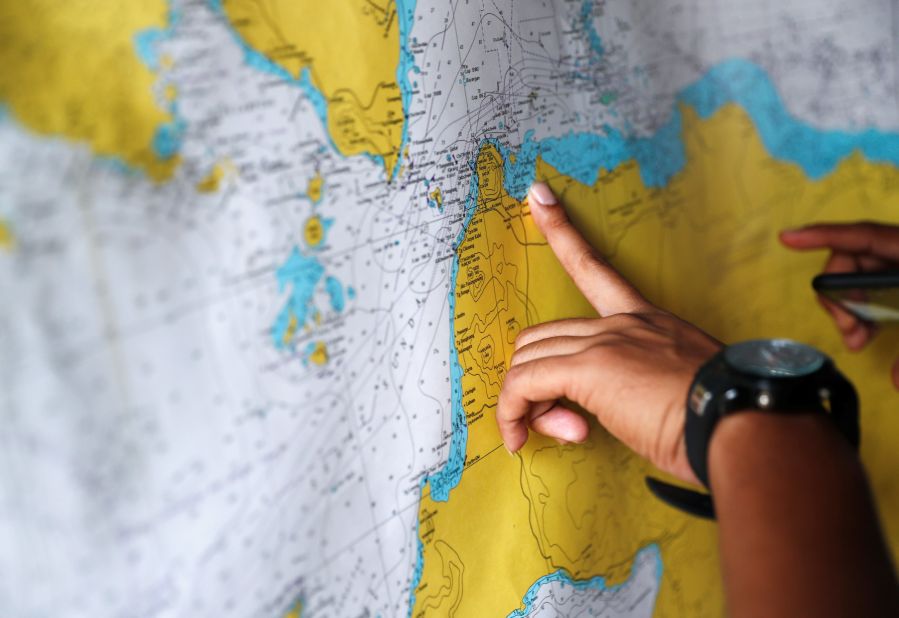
[[645, 477, 715, 519], [646, 345, 859, 520]]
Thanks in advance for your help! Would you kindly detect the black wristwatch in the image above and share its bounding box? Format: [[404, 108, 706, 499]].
[[646, 339, 860, 519]]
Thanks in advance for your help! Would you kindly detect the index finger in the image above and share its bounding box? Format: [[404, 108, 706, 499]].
[[779, 222, 899, 261], [527, 182, 650, 316]]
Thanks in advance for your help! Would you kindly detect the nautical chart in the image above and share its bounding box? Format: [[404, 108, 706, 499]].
[[2, 1, 899, 616]]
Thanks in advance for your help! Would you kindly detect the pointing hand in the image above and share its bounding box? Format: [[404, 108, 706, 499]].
[[497, 183, 721, 484]]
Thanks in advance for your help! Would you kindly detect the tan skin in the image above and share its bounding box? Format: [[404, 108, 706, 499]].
[[780, 222, 899, 388], [498, 183, 899, 616]]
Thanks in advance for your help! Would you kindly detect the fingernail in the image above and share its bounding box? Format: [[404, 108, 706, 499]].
[[505, 446, 516, 456], [528, 182, 556, 208]]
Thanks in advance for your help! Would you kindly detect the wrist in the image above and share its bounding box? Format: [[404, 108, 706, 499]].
[[708, 411, 897, 618], [708, 411, 858, 495]]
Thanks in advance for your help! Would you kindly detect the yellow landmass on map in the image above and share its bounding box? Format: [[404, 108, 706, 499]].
[[308, 341, 329, 366], [0, 220, 14, 253], [282, 313, 299, 347], [196, 160, 233, 193], [0, 2, 177, 181], [304, 215, 325, 248], [429, 187, 443, 209], [222, 0, 405, 177], [307, 172, 324, 204], [412, 104, 899, 617]]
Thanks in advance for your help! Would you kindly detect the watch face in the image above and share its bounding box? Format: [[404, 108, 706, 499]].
[[724, 339, 826, 378]]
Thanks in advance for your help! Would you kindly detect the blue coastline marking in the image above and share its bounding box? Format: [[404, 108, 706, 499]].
[[405, 476, 429, 618], [271, 247, 348, 350], [407, 143, 492, 609], [134, 28, 166, 71], [580, 0, 605, 59], [680, 59, 899, 178], [302, 340, 317, 367], [134, 3, 186, 162], [498, 58, 899, 201], [507, 544, 662, 618], [499, 119, 685, 199], [425, 164, 479, 503], [206, 0, 341, 158], [283, 597, 305, 618], [152, 112, 186, 159], [271, 248, 325, 349], [95, 156, 142, 177], [394, 0, 420, 181], [325, 276, 345, 312]]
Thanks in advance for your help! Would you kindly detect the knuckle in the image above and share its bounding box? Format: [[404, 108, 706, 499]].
[[648, 311, 677, 328], [602, 312, 648, 333], [583, 343, 613, 364], [509, 346, 529, 367], [606, 313, 641, 328], [503, 363, 524, 386], [515, 324, 541, 347]]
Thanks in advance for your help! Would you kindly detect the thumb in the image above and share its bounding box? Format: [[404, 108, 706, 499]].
[[529, 404, 591, 445]]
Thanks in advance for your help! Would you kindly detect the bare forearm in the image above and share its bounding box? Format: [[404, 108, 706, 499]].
[[709, 413, 899, 617]]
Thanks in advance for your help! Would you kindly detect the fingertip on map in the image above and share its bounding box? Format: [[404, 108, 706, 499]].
[[528, 182, 557, 208], [778, 227, 810, 246]]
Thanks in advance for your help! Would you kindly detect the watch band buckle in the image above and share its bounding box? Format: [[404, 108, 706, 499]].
[[645, 477, 716, 519]]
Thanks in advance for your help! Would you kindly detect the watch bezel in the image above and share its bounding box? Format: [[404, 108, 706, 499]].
[[685, 341, 859, 488], [722, 338, 827, 379]]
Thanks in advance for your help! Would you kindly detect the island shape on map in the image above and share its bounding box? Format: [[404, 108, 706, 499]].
[[219, 0, 411, 178]]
